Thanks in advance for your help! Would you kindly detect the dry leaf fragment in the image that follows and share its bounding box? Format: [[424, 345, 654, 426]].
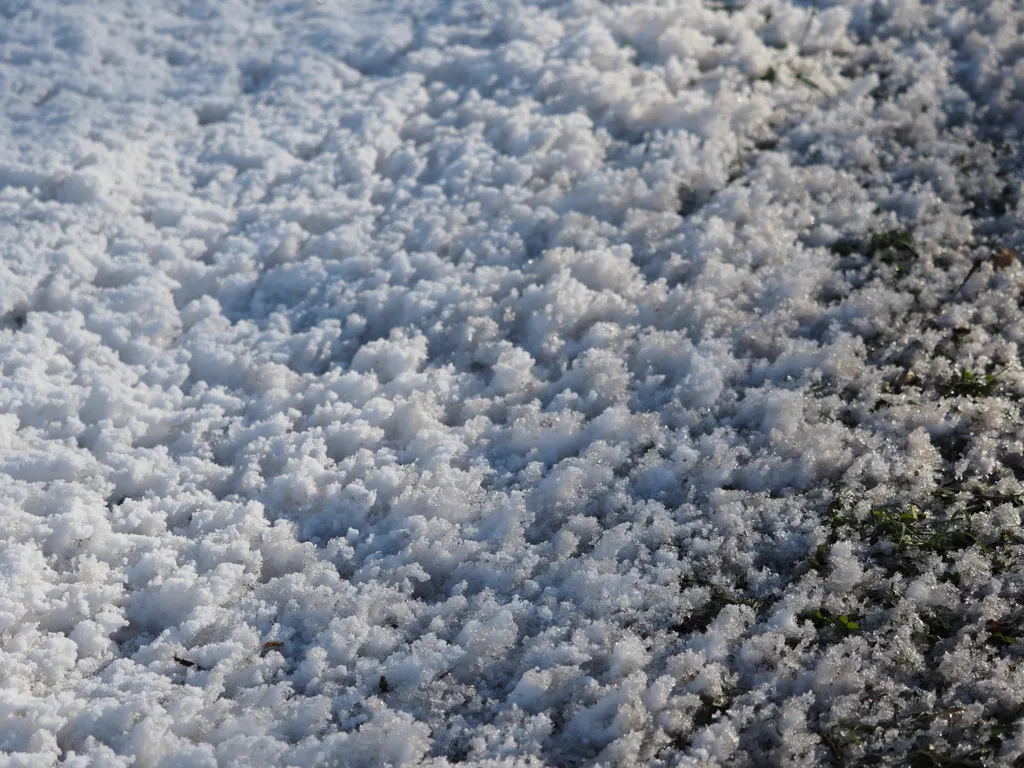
[[173, 656, 195, 668], [379, 675, 390, 693], [993, 246, 1017, 270]]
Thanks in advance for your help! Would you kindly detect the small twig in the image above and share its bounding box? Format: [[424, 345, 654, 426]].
[[989, 365, 1013, 380], [734, 143, 746, 179], [954, 261, 981, 297], [34, 85, 59, 108], [794, 71, 826, 93], [797, 5, 819, 51], [778, 2, 824, 98], [955, 246, 1018, 297]]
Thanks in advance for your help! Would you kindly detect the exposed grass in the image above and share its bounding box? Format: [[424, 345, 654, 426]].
[[801, 607, 861, 636], [830, 227, 918, 278], [825, 704, 1022, 767], [867, 228, 915, 258], [944, 367, 1005, 398], [986, 619, 1018, 649], [666, 693, 737, 755], [674, 581, 772, 634], [913, 606, 963, 650], [816, 480, 1024, 656], [867, 228, 918, 276]]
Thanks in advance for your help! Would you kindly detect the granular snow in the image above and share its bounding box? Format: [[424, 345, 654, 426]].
[[3, 0, 1024, 765]]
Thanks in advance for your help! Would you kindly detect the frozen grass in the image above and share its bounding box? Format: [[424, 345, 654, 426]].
[[2, 0, 1024, 765]]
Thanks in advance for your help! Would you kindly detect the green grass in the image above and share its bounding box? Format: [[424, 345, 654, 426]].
[[867, 228, 917, 275], [829, 227, 918, 277], [801, 607, 861, 635], [674, 581, 772, 634], [944, 367, 1005, 398], [867, 228, 915, 257], [826, 704, 1021, 767]]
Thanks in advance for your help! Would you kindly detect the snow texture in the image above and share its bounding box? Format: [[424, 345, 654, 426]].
[[2, 0, 1024, 765]]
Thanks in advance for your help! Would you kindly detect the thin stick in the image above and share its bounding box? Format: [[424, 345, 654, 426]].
[[954, 261, 981, 297], [797, 5, 818, 51], [794, 71, 826, 93]]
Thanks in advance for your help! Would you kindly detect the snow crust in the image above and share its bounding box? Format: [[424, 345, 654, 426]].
[[2, 0, 1024, 765]]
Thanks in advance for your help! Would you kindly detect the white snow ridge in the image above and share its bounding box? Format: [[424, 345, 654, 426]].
[[3, 0, 1024, 765]]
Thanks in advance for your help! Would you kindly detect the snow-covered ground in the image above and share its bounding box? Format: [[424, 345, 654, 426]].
[[3, 0, 1024, 764]]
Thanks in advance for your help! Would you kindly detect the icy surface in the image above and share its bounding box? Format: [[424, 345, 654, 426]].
[[3, 0, 1024, 765]]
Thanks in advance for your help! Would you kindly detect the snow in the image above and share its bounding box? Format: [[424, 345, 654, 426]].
[[2, 0, 1024, 764]]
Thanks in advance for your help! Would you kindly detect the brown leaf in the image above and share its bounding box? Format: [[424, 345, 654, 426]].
[[173, 656, 195, 668], [993, 246, 1017, 270]]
